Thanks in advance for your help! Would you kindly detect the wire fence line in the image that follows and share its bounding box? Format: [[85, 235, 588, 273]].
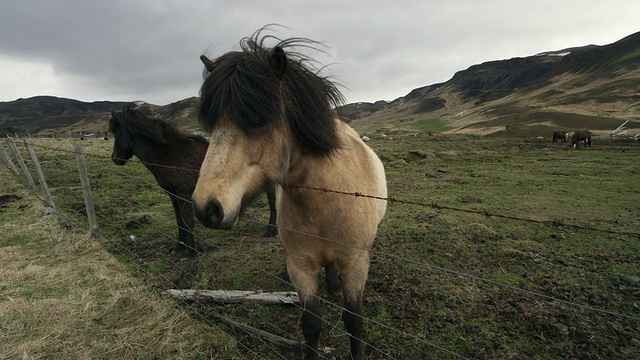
[[21, 153, 309, 359], [23, 140, 640, 240], [2, 138, 639, 359], [16, 147, 383, 359], [78, 142, 640, 321], [0, 139, 477, 359], [21, 140, 640, 317], [105, 166, 423, 360]]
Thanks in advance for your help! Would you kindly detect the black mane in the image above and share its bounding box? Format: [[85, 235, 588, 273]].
[[110, 103, 207, 145], [199, 28, 345, 155]]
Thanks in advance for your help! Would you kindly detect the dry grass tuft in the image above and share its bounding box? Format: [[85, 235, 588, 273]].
[[0, 168, 242, 359]]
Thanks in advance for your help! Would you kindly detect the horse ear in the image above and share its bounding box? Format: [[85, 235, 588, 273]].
[[200, 54, 215, 72], [270, 46, 287, 79]]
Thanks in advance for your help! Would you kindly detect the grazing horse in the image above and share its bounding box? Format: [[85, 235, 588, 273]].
[[192, 30, 387, 360], [552, 131, 566, 143], [109, 103, 278, 257], [572, 130, 592, 148]]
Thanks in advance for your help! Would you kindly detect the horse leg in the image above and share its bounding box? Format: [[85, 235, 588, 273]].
[[180, 198, 197, 257], [262, 182, 278, 237], [282, 261, 339, 295], [339, 255, 370, 360], [286, 258, 322, 360], [170, 196, 196, 257]]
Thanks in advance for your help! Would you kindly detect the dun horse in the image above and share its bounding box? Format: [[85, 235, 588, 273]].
[[572, 130, 592, 148], [109, 103, 277, 257], [565, 131, 575, 143], [552, 131, 566, 143], [192, 31, 387, 360]]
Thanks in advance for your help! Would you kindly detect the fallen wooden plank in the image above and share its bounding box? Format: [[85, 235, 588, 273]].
[[162, 289, 300, 305]]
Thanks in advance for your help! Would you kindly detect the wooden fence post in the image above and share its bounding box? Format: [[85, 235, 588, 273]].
[[6, 139, 38, 192], [72, 141, 99, 237], [24, 139, 56, 209], [0, 141, 20, 176]]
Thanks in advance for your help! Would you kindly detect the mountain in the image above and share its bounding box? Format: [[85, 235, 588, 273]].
[[0, 96, 201, 137], [1, 31, 639, 138], [338, 31, 640, 137], [0, 96, 128, 136]]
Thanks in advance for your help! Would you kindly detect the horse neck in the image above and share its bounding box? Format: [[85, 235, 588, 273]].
[[284, 138, 340, 196], [130, 135, 166, 169]]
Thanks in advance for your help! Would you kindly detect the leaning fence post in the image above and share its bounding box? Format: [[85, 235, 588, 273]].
[[6, 139, 39, 192], [24, 139, 56, 209], [72, 141, 99, 237], [0, 141, 20, 176]]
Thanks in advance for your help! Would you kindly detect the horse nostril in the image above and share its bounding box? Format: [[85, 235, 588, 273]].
[[206, 199, 223, 225], [194, 199, 224, 228]]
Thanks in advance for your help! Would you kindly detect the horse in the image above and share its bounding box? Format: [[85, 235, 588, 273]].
[[552, 131, 565, 143], [191, 30, 387, 360], [109, 103, 278, 257], [565, 131, 575, 143], [572, 130, 592, 148]]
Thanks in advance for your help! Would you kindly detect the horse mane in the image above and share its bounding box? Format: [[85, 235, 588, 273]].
[[110, 103, 205, 145], [199, 27, 345, 155]]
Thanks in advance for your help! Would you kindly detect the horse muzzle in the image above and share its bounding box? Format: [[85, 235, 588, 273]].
[[193, 198, 238, 230], [111, 156, 127, 166]]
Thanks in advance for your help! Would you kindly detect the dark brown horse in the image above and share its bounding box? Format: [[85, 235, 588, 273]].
[[109, 103, 277, 257], [572, 130, 592, 148], [552, 131, 566, 143], [192, 29, 387, 360]]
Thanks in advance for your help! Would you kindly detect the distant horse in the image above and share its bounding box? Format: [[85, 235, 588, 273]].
[[109, 103, 278, 257], [192, 29, 387, 360], [552, 131, 566, 143], [565, 131, 575, 143], [572, 130, 592, 148]]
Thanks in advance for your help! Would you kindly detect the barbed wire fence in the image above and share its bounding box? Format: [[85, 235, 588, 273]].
[[1, 137, 638, 359]]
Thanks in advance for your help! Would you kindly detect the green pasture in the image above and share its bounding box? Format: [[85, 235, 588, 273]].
[[2, 134, 639, 359]]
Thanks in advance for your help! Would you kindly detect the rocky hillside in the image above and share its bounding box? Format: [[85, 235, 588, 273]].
[[339, 31, 640, 137], [2, 31, 639, 138]]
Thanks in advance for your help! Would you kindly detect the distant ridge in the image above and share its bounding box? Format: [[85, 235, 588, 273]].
[[337, 30, 640, 137]]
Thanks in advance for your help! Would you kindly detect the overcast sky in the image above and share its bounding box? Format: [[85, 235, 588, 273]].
[[1, 0, 638, 105]]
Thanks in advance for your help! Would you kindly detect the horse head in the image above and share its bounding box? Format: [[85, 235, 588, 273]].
[[192, 31, 342, 230], [108, 109, 134, 165], [192, 50, 291, 230]]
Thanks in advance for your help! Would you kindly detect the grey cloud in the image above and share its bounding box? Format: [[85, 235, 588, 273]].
[[1, 0, 638, 104]]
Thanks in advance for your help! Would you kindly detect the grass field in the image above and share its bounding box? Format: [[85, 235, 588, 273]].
[[1, 134, 639, 359]]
